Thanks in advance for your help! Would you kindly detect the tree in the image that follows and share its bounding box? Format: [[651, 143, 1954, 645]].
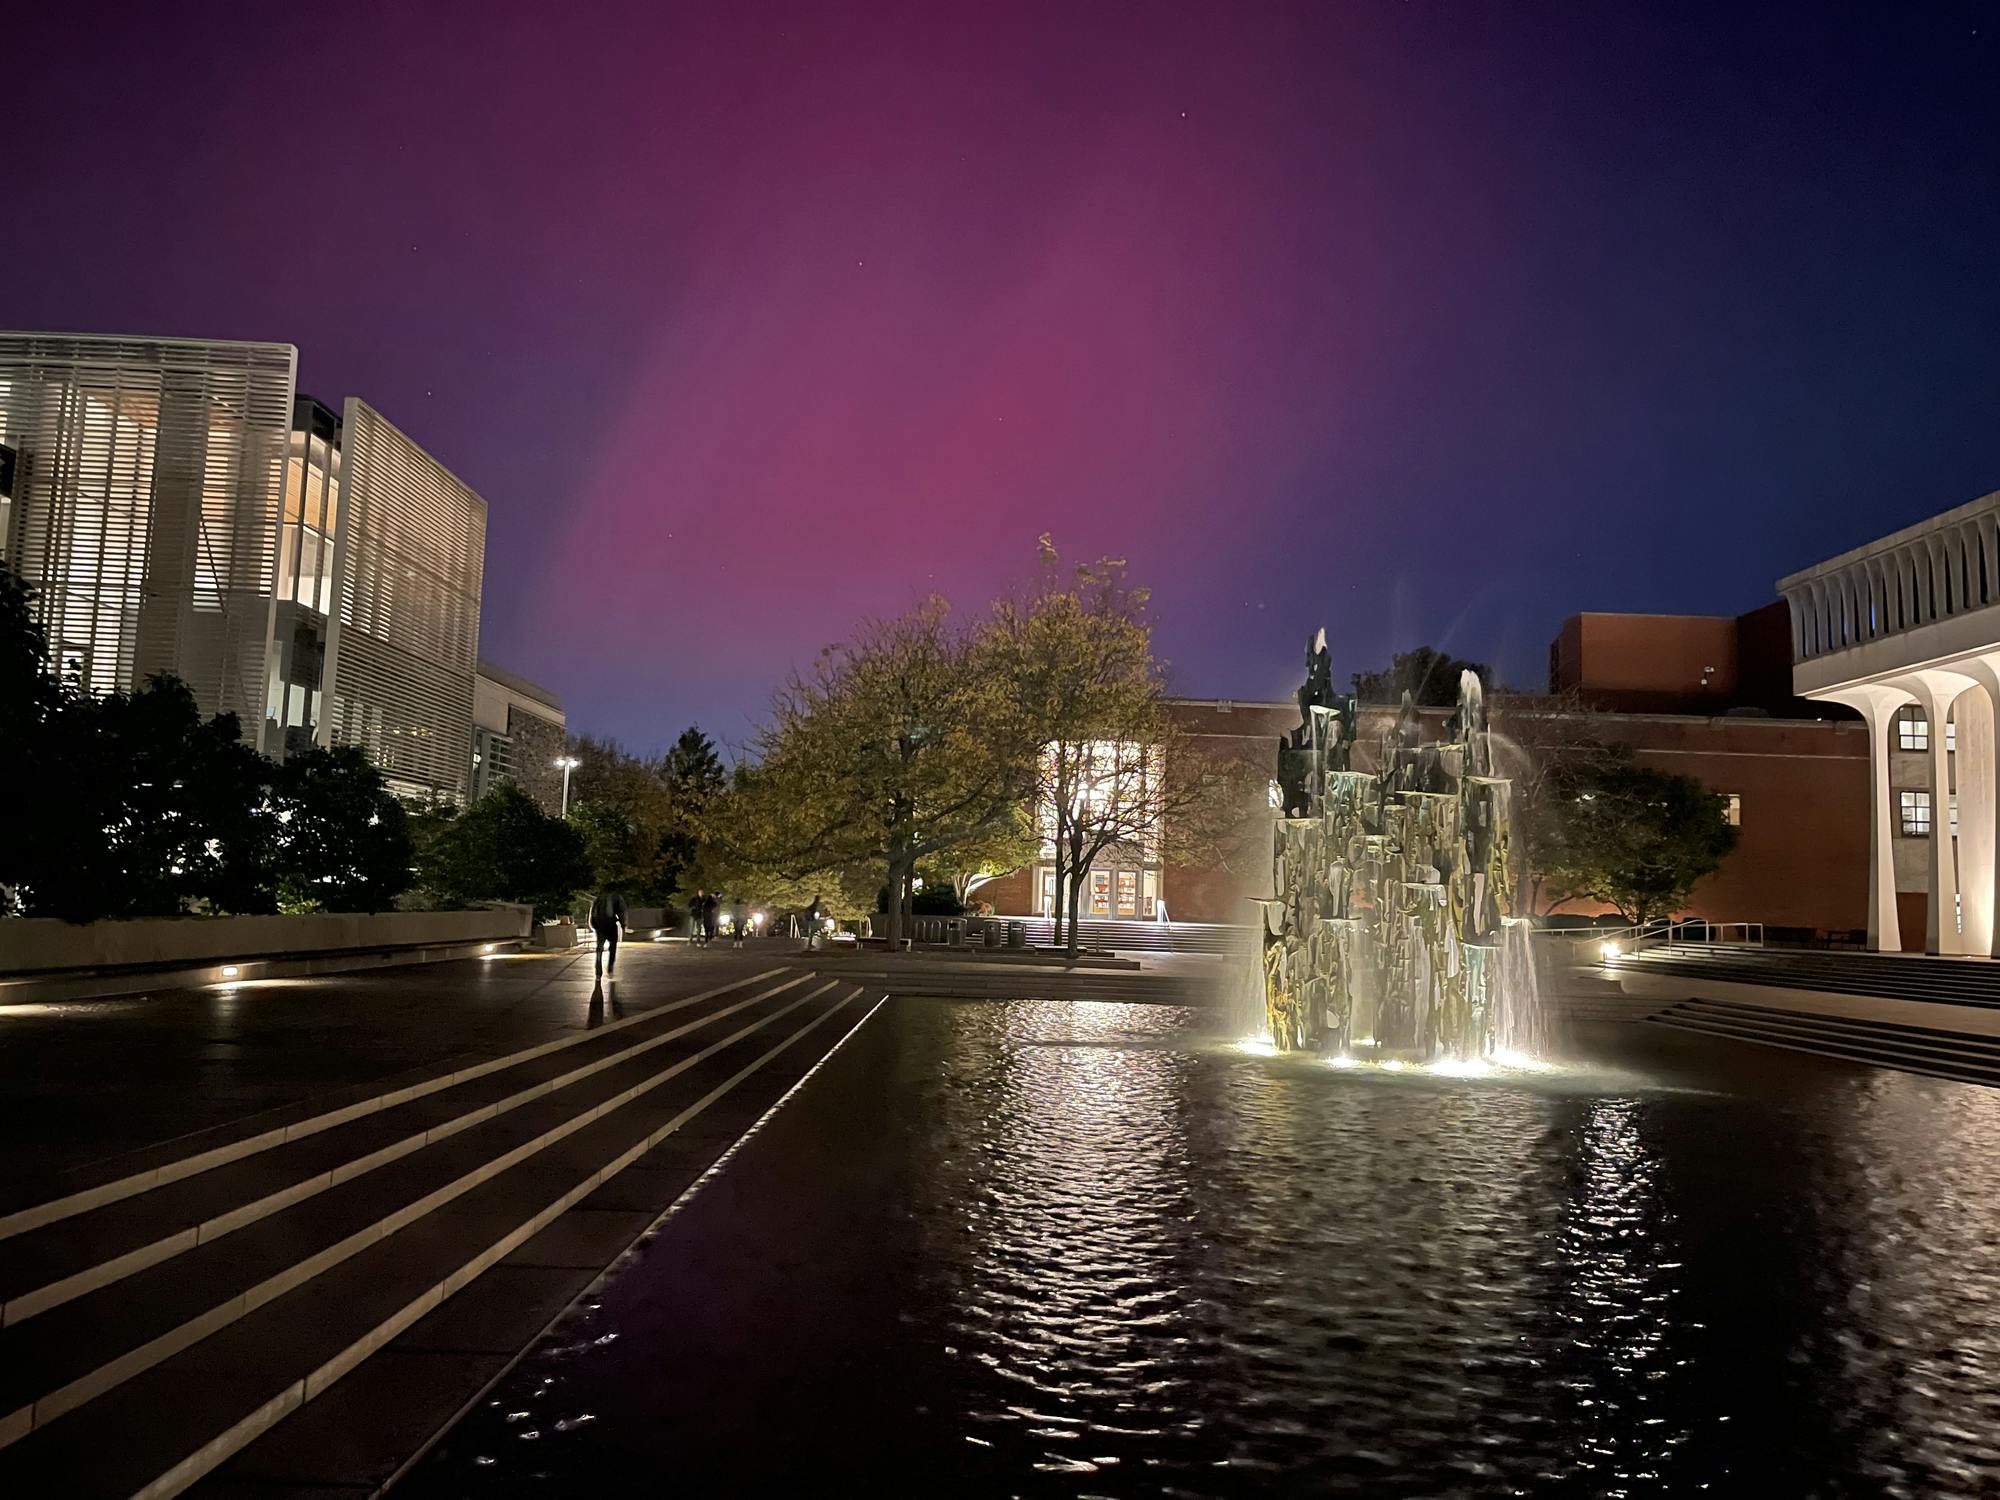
[[728, 597, 1035, 951], [1353, 646, 1490, 706], [987, 539, 1247, 957], [661, 726, 726, 895], [270, 746, 415, 913], [666, 727, 725, 805], [0, 564, 54, 915], [1537, 761, 1739, 926], [1490, 693, 1632, 916], [563, 734, 679, 901], [420, 783, 593, 921], [15, 675, 275, 921]]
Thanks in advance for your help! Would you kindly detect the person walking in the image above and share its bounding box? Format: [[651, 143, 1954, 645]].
[[590, 885, 628, 977]]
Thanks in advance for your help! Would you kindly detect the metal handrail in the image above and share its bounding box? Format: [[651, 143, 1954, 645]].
[[1537, 917, 1765, 963]]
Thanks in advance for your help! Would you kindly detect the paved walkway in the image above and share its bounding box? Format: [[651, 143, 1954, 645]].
[[0, 943, 801, 1209]]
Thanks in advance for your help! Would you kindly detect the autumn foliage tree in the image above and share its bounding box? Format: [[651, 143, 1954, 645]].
[[724, 598, 1036, 951], [987, 538, 1250, 957]]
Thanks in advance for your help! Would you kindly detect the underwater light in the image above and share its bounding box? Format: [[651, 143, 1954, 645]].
[[1429, 1057, 1492, 1079]]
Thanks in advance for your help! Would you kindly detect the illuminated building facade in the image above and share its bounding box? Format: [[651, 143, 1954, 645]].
[[0, 331, 533, 804]]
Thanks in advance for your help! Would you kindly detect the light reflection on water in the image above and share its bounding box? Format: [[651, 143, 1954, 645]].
[[412, 998, 2000, 1497]]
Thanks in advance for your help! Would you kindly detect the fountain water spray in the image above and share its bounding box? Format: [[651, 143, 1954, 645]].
[[1255, 631, 1547, 1063]]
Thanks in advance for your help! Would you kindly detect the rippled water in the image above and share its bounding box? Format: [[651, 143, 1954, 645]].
[[410, 999, 2000, 1497]]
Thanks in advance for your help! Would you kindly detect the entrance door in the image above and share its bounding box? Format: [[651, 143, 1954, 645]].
[[1115, 869, 1138, 917], [1089, 870, 1111, 915]]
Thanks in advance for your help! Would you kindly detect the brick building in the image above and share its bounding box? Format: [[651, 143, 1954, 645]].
[[982, 610, 1873, 941]]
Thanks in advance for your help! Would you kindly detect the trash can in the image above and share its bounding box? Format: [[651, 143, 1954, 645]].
[[1006, 920, 1027, 949], [983, 922, 1001, 948]]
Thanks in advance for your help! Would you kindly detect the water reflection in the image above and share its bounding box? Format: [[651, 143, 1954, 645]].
[[410, 999, 2000, 1498], [918, 1003, 1197, 1475]]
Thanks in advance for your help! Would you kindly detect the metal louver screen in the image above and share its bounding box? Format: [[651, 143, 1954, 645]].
[[322, 398, 485, 802], [0, 333, 297, 732]]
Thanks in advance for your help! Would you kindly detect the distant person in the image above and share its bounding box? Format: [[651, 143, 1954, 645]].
[[702, 892, 721, 946], [589, 885, 628, 977]]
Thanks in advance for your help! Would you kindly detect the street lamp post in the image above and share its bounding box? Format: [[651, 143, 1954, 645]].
[[554, 755, 582, 817]]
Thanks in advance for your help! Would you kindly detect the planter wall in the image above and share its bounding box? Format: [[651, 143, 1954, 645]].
[[0, 906, 533, 976]]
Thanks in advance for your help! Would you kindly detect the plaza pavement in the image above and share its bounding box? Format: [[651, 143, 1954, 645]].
[[0, 942, 879, 1496]]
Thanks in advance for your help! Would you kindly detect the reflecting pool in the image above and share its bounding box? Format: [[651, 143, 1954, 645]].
[[407, 999, 2000, 1496]]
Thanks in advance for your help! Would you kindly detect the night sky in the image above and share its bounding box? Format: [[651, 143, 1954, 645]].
[[6, 3, 1996, 751]]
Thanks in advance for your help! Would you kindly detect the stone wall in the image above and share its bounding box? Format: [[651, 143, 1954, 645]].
[[508, 705, 568, 814]]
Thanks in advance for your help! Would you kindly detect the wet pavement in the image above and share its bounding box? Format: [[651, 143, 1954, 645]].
[[407, 998, 2000, 1498], [0, 943, 800, 1194]]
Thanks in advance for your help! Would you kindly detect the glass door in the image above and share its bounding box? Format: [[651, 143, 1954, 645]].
[[1089, 870, 1112, 915]]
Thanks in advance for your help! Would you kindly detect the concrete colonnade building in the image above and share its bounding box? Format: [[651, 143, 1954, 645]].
[[1781, 488, 2000, 954]]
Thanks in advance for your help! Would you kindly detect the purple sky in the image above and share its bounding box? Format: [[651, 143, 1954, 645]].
[[6, 2, 1997, 752]]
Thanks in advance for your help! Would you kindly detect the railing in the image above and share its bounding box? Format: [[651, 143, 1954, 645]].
[[1539, 918, 1765, 964]]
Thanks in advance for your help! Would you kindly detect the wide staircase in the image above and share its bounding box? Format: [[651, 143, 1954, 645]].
[[1610, 944, 2000, 1009], [1648, 995, 2000, 1087], [0, 967, 871, 1497]]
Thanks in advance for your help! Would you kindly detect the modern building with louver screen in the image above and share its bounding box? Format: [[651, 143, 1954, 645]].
[[0, 332, 298, 743], [320, 399, 485, 802], [1, 331, 508, 804]]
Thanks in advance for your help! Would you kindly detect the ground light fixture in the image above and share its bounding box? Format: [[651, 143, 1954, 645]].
[[220, 965, 240, 978], [1600, 940, 1623, 961]]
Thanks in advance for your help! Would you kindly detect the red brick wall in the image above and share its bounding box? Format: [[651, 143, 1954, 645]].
[[1594, 715, 1868, 933], [983, 697, 1872, 936]]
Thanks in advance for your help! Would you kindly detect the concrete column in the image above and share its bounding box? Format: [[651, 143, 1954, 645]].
[[1956, 655, 2000, 956], [1825, 687, 1909, 952], [1895, 672, 1977, 954], [1957, 685, 1997, 956]]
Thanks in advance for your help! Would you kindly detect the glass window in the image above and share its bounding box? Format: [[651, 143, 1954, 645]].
[[1897, 707, 1930, 752], [1947, 720, 1958, 754], [1951, 793, 1959, 836], [1721, 794, 1741, 827], [1089, 870, 1111, 915], [1116, 870, 1138, 917], [1900, 790, 1932, 837]]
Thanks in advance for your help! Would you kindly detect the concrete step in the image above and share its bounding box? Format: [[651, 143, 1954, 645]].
[[1649, 998, 2000, 1087], [1614, 947, 2000, 1008], [0, 975, 855, 1493], [0, 966, 795, 1241], [0, 980, 873, 1498], [0, 970, 805, 1328]]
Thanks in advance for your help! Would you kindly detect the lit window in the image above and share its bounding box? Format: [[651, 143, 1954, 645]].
[[1721, 793, 1741, 827], [1897, 707, 1929, 752], [1900, 790, 1932, 837], [1951, 793, 1959, 836]]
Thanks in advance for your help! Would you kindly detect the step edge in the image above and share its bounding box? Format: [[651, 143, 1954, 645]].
[[0, 978, 840, 1450], [0, 967, 795, 1244], [92, 984, 872, 1500], [0, 973, 816, 1326]]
